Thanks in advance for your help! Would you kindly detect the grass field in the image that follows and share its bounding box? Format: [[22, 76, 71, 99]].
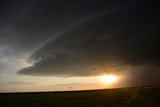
[[0, 86, 160, 107]]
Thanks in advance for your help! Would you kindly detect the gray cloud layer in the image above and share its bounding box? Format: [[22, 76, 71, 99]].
[[0, 0, 137, 72], [18, 0, 160, 83], [1, 0, 134, 74], [8, 81, 36, 85]]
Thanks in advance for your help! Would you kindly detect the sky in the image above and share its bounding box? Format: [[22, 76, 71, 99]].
[[0, 0, 159, 92]]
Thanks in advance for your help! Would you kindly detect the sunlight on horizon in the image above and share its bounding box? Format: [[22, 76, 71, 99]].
[[100, 75, 120, 85]]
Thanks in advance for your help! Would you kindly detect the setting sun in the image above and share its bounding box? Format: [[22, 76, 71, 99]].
[[100, 75, 118, 84]]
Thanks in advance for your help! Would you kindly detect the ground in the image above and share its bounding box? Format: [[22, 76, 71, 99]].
[[0, 86, 160, 107]]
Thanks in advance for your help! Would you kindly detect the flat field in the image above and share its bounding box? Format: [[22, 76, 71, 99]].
[[0, 86, 160, 107]]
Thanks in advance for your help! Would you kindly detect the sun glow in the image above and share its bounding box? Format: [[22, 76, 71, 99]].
[[100, 75, 118, 84]]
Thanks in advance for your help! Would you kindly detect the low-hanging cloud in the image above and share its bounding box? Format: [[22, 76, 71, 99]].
[[8, 81, 36, 85], [18, 0, 160, 85]]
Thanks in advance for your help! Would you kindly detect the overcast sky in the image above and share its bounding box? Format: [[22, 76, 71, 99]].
[[0, 0, 159, 92]]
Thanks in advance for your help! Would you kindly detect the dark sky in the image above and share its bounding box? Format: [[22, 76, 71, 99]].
[[0, 0, 139, 52], [0, 0, 160, 91]]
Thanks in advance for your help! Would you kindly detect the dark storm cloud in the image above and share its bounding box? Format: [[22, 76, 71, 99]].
[[0, 0, 138, 57], [1, 0, 138, 73], [17, 0, 139, 51], [0, 0, 39, 61], [18, 0, 160, 82]]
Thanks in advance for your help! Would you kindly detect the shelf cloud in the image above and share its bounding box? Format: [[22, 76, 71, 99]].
[[18, 0, 160, 83]]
